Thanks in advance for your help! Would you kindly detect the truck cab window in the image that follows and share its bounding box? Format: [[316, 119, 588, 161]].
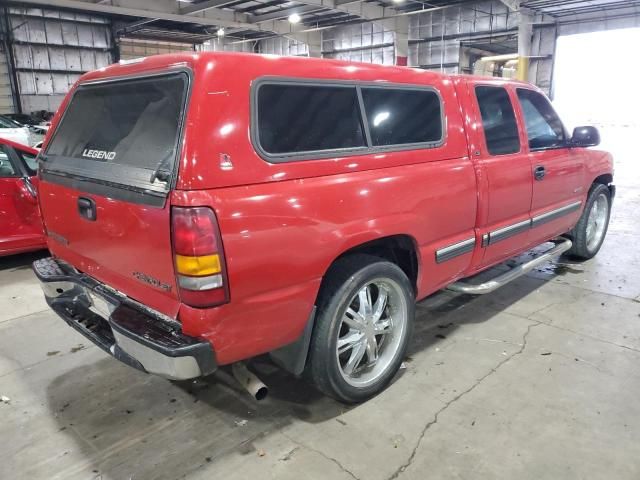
[[475, 86, 520, 155], [516, 88, 567, 151]]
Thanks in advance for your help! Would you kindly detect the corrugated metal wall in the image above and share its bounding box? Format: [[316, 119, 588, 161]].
[[530, 22, 557, 96], [409, 1, 518, 72], [0, 42, 14, 114], [260, 37, 308, 56], [202, 36, 307, 55], [7, 7, 112, 114], [1, 1, 636, 113], [322, 23, 395, 65]]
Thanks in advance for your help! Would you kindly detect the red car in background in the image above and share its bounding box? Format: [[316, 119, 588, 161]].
[[0, 138, 46, 256]]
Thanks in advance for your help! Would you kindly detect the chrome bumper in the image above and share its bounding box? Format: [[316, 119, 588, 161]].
[[33, 257, 216, 380]]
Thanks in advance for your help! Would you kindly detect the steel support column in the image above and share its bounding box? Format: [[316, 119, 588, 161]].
[[518, 7, 533, 81]]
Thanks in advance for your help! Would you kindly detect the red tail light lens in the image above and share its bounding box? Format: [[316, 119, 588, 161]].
[[171, 207, 229, 308]]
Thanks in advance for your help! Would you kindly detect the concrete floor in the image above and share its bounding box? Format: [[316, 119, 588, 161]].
[[2, 126, 639, 480]]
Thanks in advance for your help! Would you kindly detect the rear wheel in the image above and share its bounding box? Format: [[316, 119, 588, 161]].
[[307, 254, 414, 403], [566, 183, 611, 260]]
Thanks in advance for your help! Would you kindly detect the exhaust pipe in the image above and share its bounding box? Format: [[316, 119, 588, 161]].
[[231, 362, 268, 401]]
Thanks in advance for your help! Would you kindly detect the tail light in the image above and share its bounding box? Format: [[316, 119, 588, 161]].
[[171, 207, 229, 308]]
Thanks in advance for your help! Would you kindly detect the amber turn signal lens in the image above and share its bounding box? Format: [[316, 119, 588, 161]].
[[175, 254, 221, 276]]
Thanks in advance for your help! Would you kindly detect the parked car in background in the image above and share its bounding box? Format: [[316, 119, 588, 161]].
[[0, 138, 46, 256], [33, 53, 613, 403], [6, 113, 42, 126], [29, 124, 49, 135], [0, 115, 30, 145]]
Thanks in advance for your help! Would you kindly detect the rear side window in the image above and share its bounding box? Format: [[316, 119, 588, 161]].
[[360, 87, 442, 147], [516, 88, 566, 150], [256, 84, 365, 155], [475, 86, 521, 155], [44, 72, 188, 193], [0, 145, 17, 177]]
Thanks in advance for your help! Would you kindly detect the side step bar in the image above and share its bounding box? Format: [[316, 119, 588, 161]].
[[446, 238, 572, 295]]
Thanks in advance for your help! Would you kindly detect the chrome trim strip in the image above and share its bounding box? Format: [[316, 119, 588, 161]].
[[435, 237, 476, 263], [489, 219, 531, 245], [531, 201, 582, 227], [483, 201, 583, 247]]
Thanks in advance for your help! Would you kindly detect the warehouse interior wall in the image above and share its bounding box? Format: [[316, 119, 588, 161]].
[[1, 1, 640, 115], [0, 41, 15, 114], [4, 7, 113, 115]]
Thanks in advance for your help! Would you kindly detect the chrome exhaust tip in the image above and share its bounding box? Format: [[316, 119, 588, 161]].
[[231, 362, 268, 401]]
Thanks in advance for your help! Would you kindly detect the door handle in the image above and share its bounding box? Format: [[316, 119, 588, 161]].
[[534, 165, 546, 181], [77, 196, 97, 221]]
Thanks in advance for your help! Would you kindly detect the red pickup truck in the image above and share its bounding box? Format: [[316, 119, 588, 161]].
[[34, 52, 613, 403]]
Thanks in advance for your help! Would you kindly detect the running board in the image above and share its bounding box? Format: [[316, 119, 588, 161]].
[[446, 238, 572, 295]]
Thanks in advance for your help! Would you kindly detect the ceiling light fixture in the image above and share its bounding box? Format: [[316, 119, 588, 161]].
[[288, 13, 301, 24], [217, 27, 225, 37]]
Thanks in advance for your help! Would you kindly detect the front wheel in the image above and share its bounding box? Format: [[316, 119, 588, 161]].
[[307, 254, 415, 403], [566, 183, 611, 260]]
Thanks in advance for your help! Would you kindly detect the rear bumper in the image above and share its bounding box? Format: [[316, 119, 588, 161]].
[[33, 257, 216, 380]]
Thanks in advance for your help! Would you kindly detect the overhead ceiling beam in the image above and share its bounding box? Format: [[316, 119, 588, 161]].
[[10, 0, 256, 29], [179, 0, 240, 15], [249, 0, 400, 24], [250, 5, 326, 24], [116, 18, 158, 36], [9, 0, 430, 48], [334, 0, 363, 5], [9, 0, 335, 47], [499, 0, 521, 11]]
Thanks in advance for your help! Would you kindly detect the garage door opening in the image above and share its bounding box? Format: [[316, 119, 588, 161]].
[[553, 27, 640, 131], [553, 27, 640, 159]]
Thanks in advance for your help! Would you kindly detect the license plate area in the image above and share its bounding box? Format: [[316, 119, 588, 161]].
[[86, 288, 118, 319]]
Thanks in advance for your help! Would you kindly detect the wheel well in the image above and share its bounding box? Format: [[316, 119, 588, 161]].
[[326, 235, 419, 294], [593, 173, 613, 186]]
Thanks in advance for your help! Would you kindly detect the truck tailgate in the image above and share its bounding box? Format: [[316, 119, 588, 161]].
[[38, 71, 190, 318]]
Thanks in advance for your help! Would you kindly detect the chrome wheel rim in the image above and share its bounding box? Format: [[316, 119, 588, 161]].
[[336, 278, 407, 388], [586, 193, 609, 252]]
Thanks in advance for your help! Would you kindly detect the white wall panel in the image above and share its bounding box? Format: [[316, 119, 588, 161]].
[[323, 23, 395, 65], [259, 37, 307, 56], [8, 7, 112, 114], [0, 44, 14, 114]]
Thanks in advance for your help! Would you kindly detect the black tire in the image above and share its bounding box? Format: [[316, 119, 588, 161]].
[[565, 183, 611, 260], [306, 254, 415, 403]]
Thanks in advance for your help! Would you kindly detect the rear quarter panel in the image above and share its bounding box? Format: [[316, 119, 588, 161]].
[[174, 159, 477, 364], [174, 55, 478, 364]]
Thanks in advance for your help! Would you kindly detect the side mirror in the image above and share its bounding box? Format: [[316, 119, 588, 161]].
[[571, 126, 600, 148]]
